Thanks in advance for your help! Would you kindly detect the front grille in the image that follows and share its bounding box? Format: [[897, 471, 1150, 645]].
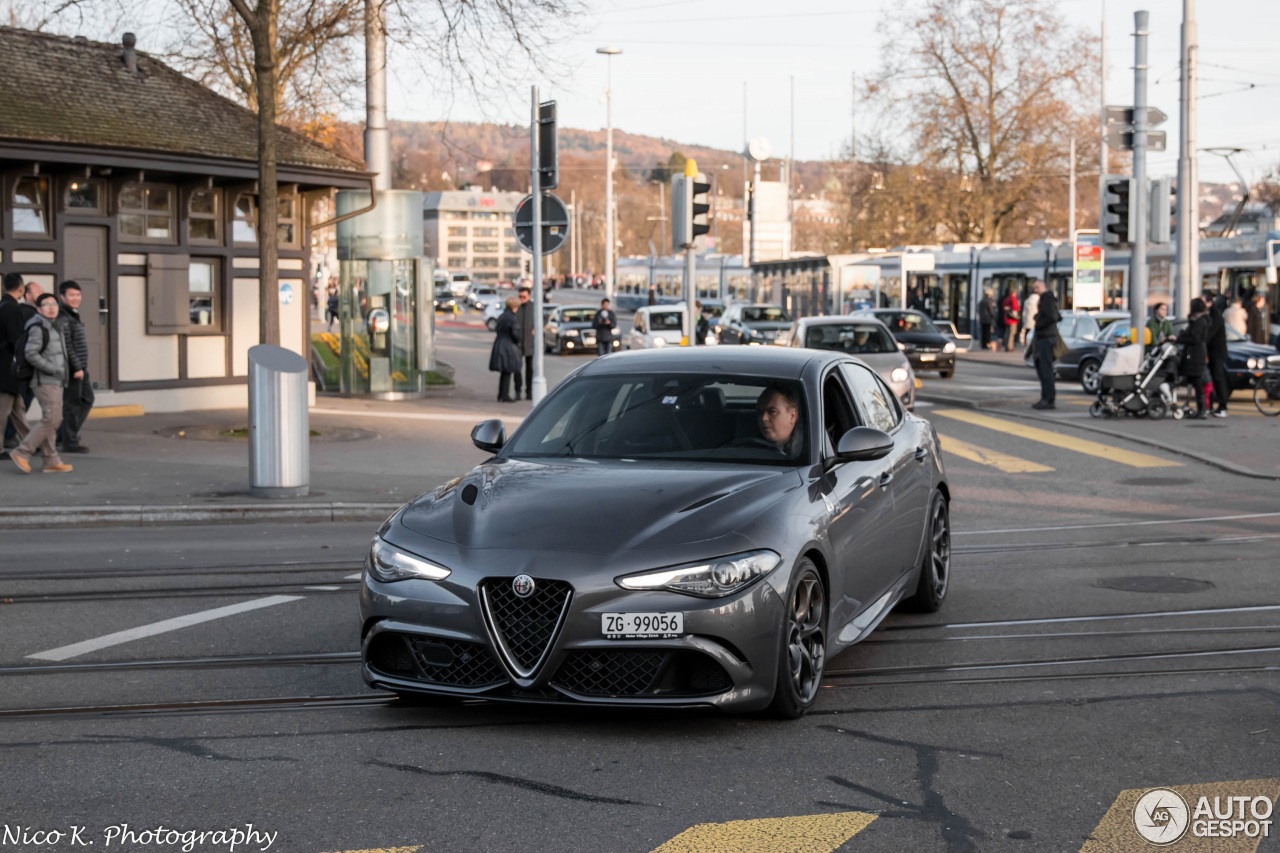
[[481, 578, 573, 675], [366, 633, 506, 688], [553, 650, 733, 698]]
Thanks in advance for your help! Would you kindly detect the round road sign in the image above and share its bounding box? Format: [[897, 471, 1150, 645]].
[[513, 192, 570, 256]]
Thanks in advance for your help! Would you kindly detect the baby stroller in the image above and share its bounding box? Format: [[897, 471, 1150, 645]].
[[1090, 340, 1184, 420]]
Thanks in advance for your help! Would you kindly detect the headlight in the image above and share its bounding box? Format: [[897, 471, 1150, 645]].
[[616, 550, 781, 598], [652, 336, 667, 347], [943, 341, 956, 353], [368, 537, 451, 582], [1247, 357, 1260, 369], [890, 367, 909, 383]]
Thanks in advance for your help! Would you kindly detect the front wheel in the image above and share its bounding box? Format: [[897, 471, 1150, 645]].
[[1089, 400, 1103, 418], [1147, 399, 1168, 421], [1255, 376, 1280, 416], [485, 318, 497, 331], [766, 560, 826, 719], [904, 491, 950, 613], [1080, 360, 1101, 394]]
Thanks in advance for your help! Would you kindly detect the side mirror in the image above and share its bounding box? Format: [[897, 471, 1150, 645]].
[[1267, 267, 1278, 286], [471, 419, 506, 453], [835, 427, 894, 461]]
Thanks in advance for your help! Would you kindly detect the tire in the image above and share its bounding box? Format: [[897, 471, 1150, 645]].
[[485, 318, 497, 331], [1089, 400, 1103, 418], [939, 370, 953, 379], [1147, 400, 1168, 420], [1080, 359, 1101, 394], [766, 559, 827, 720], [904, 491, 950, 613], [1172, 407, 1185, 420], [1255, 376, 1280, 417]]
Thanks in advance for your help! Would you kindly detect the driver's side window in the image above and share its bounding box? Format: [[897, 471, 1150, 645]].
[[821, 372, 859, 458]]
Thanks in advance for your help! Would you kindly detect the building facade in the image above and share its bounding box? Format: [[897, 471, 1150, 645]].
[[0, 27, 367, 412], [422, 190, 525, 284]]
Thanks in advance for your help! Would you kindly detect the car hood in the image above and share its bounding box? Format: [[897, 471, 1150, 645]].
[[742, 320, 792, 333], [1229, 341, 1277, 359], [398, 460, 800, 553], [854, 352, 912, 376]]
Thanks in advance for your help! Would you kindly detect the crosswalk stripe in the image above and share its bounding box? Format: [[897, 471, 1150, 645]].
[[650, 812, 877, 853], [319, 847, 422, 853], [1079, 778, 1279, 852], [930, 409, 1182, 468], [938, 433, 1054, 473]]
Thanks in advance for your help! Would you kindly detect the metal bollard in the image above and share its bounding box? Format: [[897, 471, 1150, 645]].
[[248, 345, 310, 498]]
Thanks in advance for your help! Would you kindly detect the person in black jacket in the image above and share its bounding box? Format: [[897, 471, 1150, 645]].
[[55, 281, 93, 452], [1201, 288, 1230, 417], [592, 298, 617, 355], [1030, 280, 1060, 409], [489, 296, 523, 403], [978, 288, 997, 351], [1178, 298, 1210, 419], [0, 273, 31, 458], [514, 286, 536, 400]]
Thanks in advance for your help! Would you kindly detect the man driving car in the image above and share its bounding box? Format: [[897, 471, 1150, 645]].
[[756, 385, 800, 454]]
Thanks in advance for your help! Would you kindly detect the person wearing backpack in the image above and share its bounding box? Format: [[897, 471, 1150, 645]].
[[0, 272, 31, 459], [10, 293, 72, 474]]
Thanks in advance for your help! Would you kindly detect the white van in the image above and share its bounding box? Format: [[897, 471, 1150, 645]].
[[449, 273, 473, 298], [627, 305, 688, 349]]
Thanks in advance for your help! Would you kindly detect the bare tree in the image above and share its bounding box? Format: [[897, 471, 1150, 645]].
[[860, 0, 1099, 244]]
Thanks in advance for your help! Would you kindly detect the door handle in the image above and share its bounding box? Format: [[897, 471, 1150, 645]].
[[914, 446, 928, 463], [878, 471, 893, 489]]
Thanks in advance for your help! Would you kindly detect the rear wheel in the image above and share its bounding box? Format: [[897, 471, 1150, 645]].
[[904, 491, 950, 613], [1255, 375, 1280, 416], [1080, 359, 1101, 394], [766, 560, 826, 719], [1088, 400, 1104, 418], [486, 318, 497, 331]]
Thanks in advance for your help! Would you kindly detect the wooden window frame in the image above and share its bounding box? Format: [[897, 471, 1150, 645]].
[[118, 181, 177, 244], [187, 187, 222, 246], [12, 175, 51, 237], [63, 178, 105, 215]]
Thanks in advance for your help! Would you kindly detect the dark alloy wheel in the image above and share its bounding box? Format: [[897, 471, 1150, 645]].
[[906, 491, 950, 612], [1080, 359, 1101, 394], [767, 560, 826, 719]]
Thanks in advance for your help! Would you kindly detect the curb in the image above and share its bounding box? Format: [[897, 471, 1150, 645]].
[[0, 501, 403, 530], [917, 391, 1280, 482]]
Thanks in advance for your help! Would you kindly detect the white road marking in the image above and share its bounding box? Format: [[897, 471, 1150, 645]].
[[26, 595, 304, 662], [345, 573, 362, 580], [305, 586, 343, 591], [312, 408, 522, 424], [954, 510, 1280, 536]]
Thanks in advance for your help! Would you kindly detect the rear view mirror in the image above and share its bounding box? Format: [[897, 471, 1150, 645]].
[[471, 419, 506, 453], [835, 427, 894, 461]]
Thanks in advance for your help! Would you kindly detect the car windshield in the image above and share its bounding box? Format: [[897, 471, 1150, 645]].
[[650, 311, 684, 330], [879, 312, 939, 334], [803, 323, 897, 354], [1171, 319, 1248, 342], [742, 306, 791, 323], [560, 309, 595, 323], [506, 374, 807, 465]]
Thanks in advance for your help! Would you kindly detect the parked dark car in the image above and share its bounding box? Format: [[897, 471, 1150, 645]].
[[359, 347, 950, 718], [544, 304, 622, 355], [717, 304, 793, 345], [1056, 317, 1280, 393], [852, 309, 956, 378]]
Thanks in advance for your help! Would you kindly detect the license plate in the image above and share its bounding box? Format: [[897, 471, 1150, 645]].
[[602, 612, 683, 639], [920, 353, 936, 362]]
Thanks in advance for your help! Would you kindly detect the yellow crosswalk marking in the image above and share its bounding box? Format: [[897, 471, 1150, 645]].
[[1080, 778, 1279, 852], [931, 408, 1182, 468], [938, 433, 1054, 473], [650, 812, 877, 853]]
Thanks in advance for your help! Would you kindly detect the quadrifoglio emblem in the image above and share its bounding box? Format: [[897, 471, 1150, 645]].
[[1133, 788, 1274, 844]]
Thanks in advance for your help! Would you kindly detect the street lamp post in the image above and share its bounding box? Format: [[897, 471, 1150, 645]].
[[597, 46, 622, 301]]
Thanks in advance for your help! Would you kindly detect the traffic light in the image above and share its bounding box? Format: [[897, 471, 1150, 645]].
[[672, 159, 712, 249], [1149, 176, 1173, 244], [538, 100, 557, 189], [1102, 174, 1135, 247]]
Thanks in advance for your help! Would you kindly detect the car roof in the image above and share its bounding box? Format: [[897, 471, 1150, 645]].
[[578, 346, 832, 379], [797, 315, 890, 328]]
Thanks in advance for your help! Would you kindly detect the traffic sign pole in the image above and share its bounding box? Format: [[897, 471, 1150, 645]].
[[530, 85, 546, 404], [1130, 10, 1150, 364]]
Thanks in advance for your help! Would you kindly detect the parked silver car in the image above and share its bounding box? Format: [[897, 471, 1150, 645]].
[[783, 316, 917, 410], [359, 347, 950, 718]]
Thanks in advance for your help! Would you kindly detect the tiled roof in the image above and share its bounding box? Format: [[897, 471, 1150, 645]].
[[0, 27, 363, 173]]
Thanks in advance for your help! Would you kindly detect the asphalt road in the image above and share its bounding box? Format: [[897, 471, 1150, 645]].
[[2, 329, 1278, 853]]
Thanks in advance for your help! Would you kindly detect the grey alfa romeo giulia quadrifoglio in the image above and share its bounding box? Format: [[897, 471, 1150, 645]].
[[359, 347, 950, 718]]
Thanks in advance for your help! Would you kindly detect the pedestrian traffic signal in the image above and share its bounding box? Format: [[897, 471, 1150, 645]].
[[1102, 175, 1136, 247], [1149, 177, 1174, 244]]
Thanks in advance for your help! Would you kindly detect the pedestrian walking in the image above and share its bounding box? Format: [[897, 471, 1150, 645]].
[[0, 272, 31, 459], [1223, 295, 1247, 337], [515, 286, 536, 400], [592, 298, 617, 355], [1202, 289, 1230, 417], [978, 288, 997, 351], [55, 281, 93, 451], [489, 296, 523, 403], [695, 300, 711, 346], [325, 286, 339, 330], [647, 285, 657, 306], [1177, 298, 1211, 420], [9, 293, 72, 474], [1001, 286, 1021, 352], [1020, 288, 1040, 348], [1030, 280, 1060, 410]]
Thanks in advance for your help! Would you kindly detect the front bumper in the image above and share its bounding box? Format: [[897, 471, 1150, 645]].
[[909, 353, 955, 373], [359, 568, 785, 712]]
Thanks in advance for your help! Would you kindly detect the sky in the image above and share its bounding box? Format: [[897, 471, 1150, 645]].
[[380, 0, 1280, 186]]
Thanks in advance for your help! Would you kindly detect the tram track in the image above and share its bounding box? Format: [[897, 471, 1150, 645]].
[[0, 579, 359, 604]]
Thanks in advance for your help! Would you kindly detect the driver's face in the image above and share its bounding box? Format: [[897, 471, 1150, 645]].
[[757, 390, 798, 447]]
